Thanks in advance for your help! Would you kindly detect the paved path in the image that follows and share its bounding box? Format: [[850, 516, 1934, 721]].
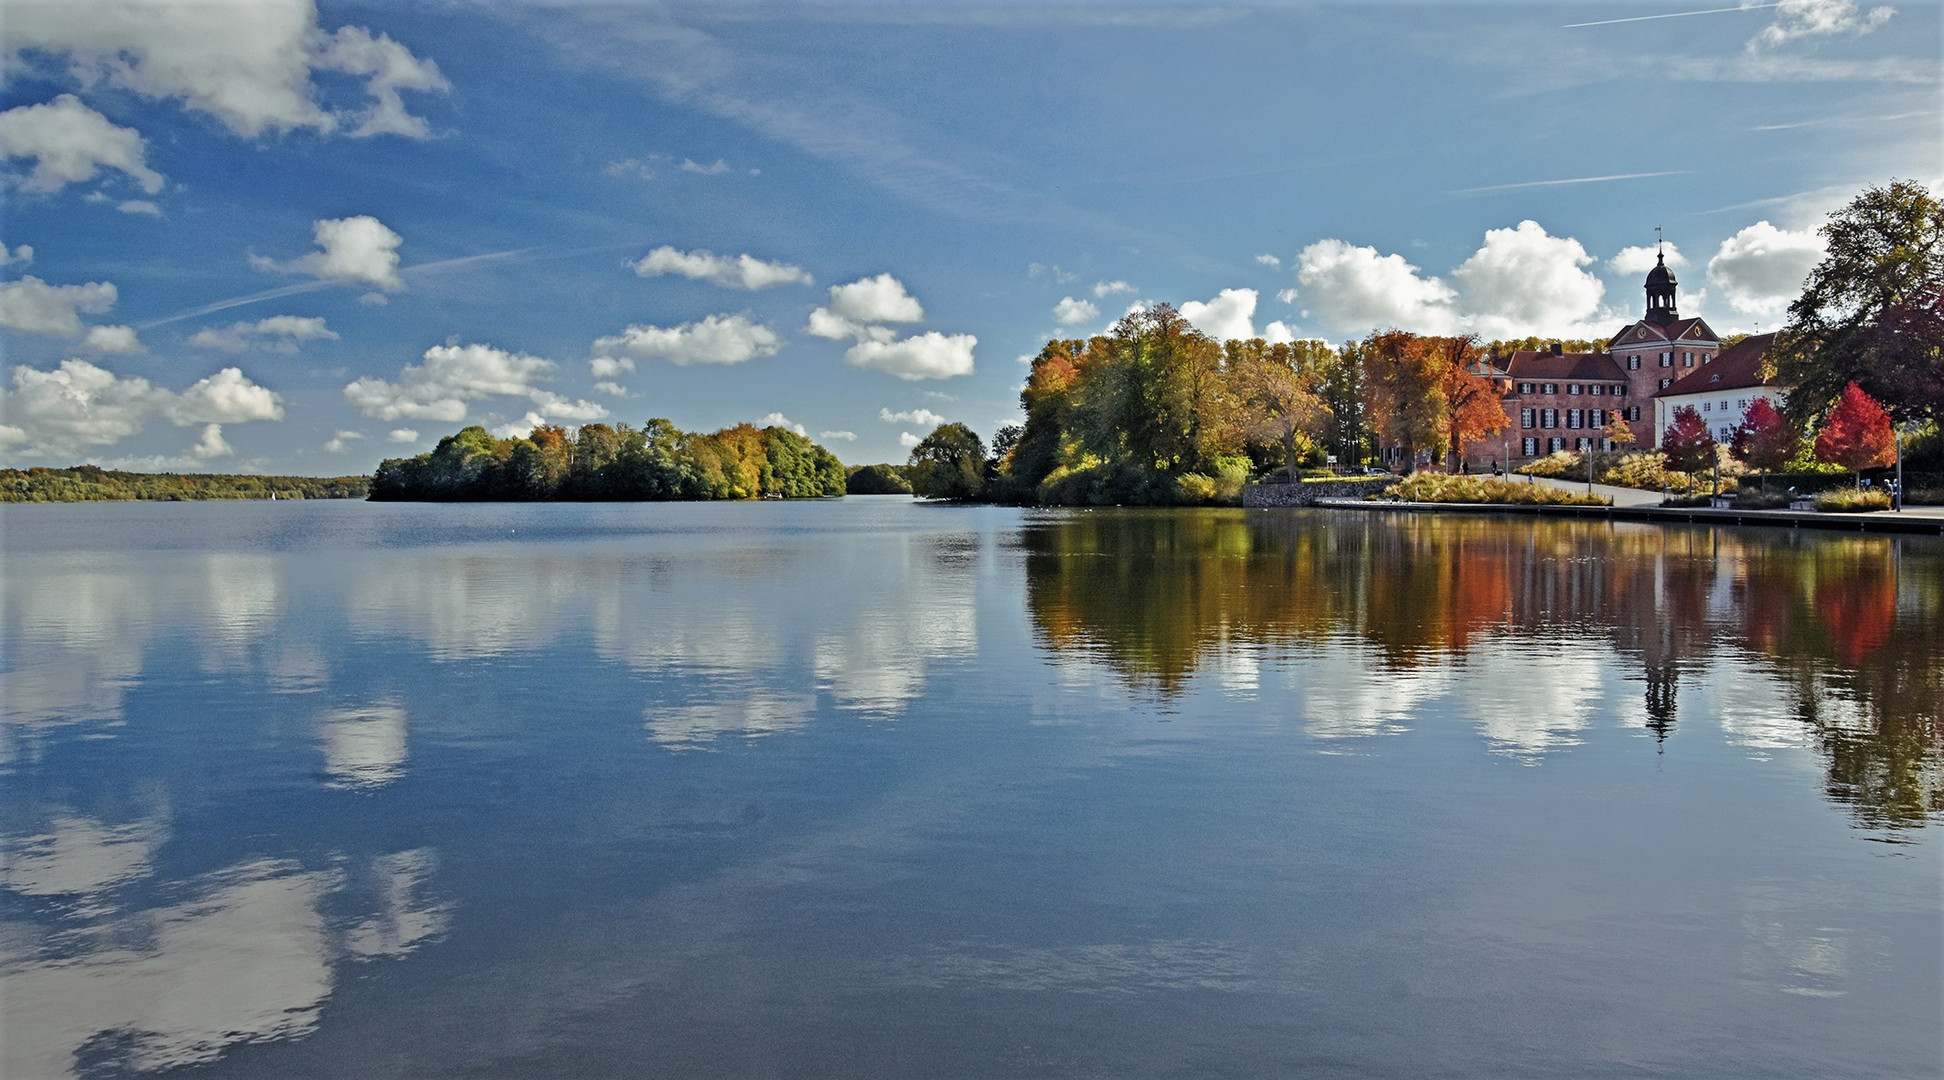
[[1524, 475, 1661, 507]]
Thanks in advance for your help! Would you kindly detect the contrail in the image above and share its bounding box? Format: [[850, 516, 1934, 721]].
[[1564, 3, 1780, 29], [1452, 170, 1687, 194], [138, 248, 534, 329]]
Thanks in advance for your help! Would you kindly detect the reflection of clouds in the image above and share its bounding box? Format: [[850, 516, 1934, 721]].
[[1294, 640, 1452, 741], [0, 812, 167, 905], [345, 848, 451, 960], [318, 702, 408, 788], [1456, 638, 1604, 761], [878, 939, 1279, 996], [1740, 883, 1851, 998], [3, 859, 335, 1079], [813, 536, 978, 716], [1713, 662, 1811, 758], [646, 692, 815, 749]]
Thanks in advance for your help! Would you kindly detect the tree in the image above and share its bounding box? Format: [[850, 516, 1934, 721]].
[[1774, 180, 1944, 423], [1358, 330, 1442, 473], [908, 422, 987, 500], [1317, 341, 1372, 467], [1728, 397, 1798, 483], [1661, 406, 1716, 486], [1425, 335, 1509, 470], [1815, 381, 1896, 487], [1602, 410, 1634, 453], [1230, 345, 1325, 481]]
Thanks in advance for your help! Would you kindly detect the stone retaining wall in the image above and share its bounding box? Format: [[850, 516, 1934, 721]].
[[1243, 477, 1398, 507]]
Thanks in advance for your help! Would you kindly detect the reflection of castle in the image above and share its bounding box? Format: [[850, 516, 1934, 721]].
[[1462, 249, 1783, 465]]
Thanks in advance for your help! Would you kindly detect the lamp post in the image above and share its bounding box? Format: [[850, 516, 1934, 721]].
[[1895, 421, 1907, 512]]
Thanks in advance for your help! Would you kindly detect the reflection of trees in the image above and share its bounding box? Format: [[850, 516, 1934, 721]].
[[1020, 511, 1942, 829]]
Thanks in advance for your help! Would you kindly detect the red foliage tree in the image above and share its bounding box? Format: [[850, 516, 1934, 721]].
[[1814, 381, 1895, 486], [1728, 397, 1798, 477], [1660, 405, 1716, 481]]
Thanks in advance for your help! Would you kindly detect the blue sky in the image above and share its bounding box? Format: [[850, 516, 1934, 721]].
[[2, 0, 1938, 473]]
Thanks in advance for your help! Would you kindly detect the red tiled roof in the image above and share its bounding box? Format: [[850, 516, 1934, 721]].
[[1654, 332, 1780, 398], [1502, 350, 1628, 382]]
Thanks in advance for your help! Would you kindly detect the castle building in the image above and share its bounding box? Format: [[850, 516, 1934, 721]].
[[1459, 249, 1780, 467]]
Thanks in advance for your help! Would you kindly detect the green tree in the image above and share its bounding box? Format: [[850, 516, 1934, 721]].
[[1774, 179, 1944, 423], [908, 422, 987, 500], [1230, 343, 1325, 481], [1317, 340, 1372, 467]]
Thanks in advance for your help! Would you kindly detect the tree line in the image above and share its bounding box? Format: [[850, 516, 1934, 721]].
[[1, 466, 369, 502], [370, 420, 847, 501], [907, 179, 1939, 505]]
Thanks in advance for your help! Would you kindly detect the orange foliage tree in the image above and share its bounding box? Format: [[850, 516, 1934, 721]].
[[1425, 335, 1510, 470]]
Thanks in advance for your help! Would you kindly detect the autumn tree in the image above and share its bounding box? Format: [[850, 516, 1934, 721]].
[[1317, 341, 1372, 467], [1774, 179, 1944, 423], [1229, 340, 1326, 481], [909, 422, 987, 500], [1815, 381, 1896, 488], [1424, 334, 1510, 470], [1660, 406, 1717, 486], [1358, 330, 1443, 473], [1602, 410, 1634, 453], [1728, 397, 1798, 484]]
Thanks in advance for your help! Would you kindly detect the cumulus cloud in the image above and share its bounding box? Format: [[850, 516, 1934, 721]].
[[343, 342, 603, 423], [118, 199, 162, 215], [1276, 287, 1297, 304], [0, 95, 165, 194], [588, 355, 635, 378], [1052, 296, 1098, 325], [1750, 0, 1894, 50], [189, 315, 337, 353], [1181, 288, 1258, 341], [1254, 254, 1282, 267], [388, 428, 419, 443], [1093, 280, 1135, 298], [1263, 321, 1297, 344], [825, 273, 924, 324], [323, 429, 365, 453], [0, 359, 282, 458], [757, 411, 807, 436], [591, 313, 782, 366], [1293, 221, 1612, 338], [631, 245, 812, 290], [1450, 220, 1606, 340], [819, 429, 857, 441], [0, 275, 117, 337], [256, 215, 405, 291], [592, 380, 633, 397], [81, 325, 142, 354], [845, 332, 977, 381], [1608, 243, 1689, 276], [5, 0, 448, 139], [899, 431, 922, 449], [0, 242, 32, 266], [1706, 221, 1826, 320], [880, 407, 946, 426]]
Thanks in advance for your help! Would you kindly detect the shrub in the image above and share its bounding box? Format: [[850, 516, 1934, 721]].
[[1813, 488, 1892, 513], [1389, 473, 1608, 506], [1730, 490, 1791, 510], [1906, 486, 1944, 506], [1661, 493, 1714, 508]]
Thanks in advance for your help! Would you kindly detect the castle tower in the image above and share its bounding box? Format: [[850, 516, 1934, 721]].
[[1644, 249, 1679, 326]]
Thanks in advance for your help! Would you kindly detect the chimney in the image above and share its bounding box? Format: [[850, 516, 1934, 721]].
[[1550, 342, 1563, 356]]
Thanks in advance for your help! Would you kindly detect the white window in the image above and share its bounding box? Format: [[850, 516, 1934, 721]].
[[1548, 437, 1564, 453], [1568, 383, 1581, 395], [1660, 353, 1671, 367], [1683, 352, 1694, 367], [1736, 398, 1747, 410], [1659, 378, 1673, 389], [1519, 382, 1534, 394], [1521, 408, 1535, 429], [1590, 384, 1604, 395], [1627, 355, 1641, 370], [1567, 409, 1582, 429], [1542, 383, 1557, 394], [1703, 401, 1711, 412], [1522, 437, 1538, 456]]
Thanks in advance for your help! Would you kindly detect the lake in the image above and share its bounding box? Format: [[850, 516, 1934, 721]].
[[3, 498, 1939, 1078]]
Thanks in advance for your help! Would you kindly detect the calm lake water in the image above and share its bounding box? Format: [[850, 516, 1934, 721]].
[[3, 498, 1939, 1079]]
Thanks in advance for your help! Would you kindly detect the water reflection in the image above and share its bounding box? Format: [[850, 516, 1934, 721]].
[[1020, 511, 1942, 827], [318, 701, 409, 788]]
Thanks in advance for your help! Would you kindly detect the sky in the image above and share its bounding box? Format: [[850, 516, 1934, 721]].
[[1, 0, 1938, 474]]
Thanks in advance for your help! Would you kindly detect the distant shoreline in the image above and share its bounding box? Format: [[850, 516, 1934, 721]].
[[2, 466, 370, 503]]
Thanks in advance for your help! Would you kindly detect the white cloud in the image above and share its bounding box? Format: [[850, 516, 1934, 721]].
[[588, 355, 635, 377], [630, 245, 812, 290], [757, 411, 807, 436], [818, 429, 856, 441], [1263, 320, 1297, 344], [591, 313, 782, 366], [1053, 296, 1098, 325], [1295, 239, 1461, 335], [81, 325, 142, 354], [880, 407, 946, 426], [323, 429, 365, 453], [358, 291, 388, 306], [187, 423, 234, 460], [680, 157, 731, 174], [257, 215, 405, 292], [826, 273, 924, 324], [387, 428, 419, 443], [1093, 279, 1135, 298], [1181, 287, 1258, 341], [0, 359, 282, 458], [592, 380, 633, 397], [344, 342, 592, 423], [6, 0, 447, 139], [0, 95, 165, 194], [845, 331, 976, 381], [1751, 0, 1895, 50], [899, 431, 922, 449], [1706, 221, 1826, 320], [118, 200, 162, 215], [0, 275, 117, 337], [492, 412, 548, 439], [1449, 220, 1606, 340], [0, 242, 32, 265], [189, 315, 337, 353], [1608, 243, 1689, 276], [803, 306, 893, 343], [605, 157, 659, 180], [1294, 221, 1612, 338], [1254, 253, 1282, 267], [1276, 287, 1297, 304]]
